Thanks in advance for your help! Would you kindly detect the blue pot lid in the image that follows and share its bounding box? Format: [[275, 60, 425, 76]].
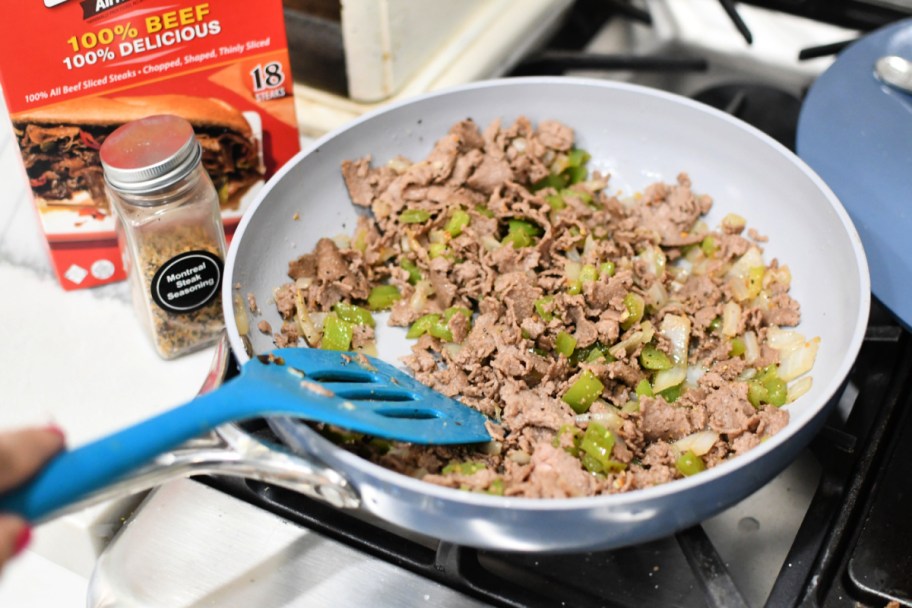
[[798, 18, 912, 329]]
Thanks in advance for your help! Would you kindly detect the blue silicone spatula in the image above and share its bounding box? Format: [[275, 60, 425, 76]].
[[0, 348, 490, 522]]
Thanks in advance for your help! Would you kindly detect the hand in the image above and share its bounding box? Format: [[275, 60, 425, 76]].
[[0, 427, 66, 572]]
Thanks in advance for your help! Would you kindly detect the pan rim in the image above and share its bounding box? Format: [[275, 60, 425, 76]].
[[225, 75, 870, 512]]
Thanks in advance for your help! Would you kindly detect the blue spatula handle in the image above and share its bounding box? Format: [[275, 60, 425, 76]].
[[0, 382, 257, 522]]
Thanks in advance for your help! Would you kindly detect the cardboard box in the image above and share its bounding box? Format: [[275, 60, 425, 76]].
[[0, 0, 300, 289]]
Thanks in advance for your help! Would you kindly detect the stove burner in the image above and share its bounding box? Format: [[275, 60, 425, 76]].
[[691, 84, 801, 150]]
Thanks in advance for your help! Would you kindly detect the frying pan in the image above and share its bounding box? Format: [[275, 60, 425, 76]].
[[222, 77, 869, 552]]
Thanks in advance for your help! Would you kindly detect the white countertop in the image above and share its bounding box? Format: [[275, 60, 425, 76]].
[[0, 93, 217, 605]]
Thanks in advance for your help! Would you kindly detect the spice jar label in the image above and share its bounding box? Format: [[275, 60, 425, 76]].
[[150, 250, 223, 314]]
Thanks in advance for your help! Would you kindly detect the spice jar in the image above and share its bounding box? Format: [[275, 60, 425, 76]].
[[101, 114, 227, 359]]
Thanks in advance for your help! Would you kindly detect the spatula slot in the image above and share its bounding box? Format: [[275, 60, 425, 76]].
[[336, 388, 417, 402], [307, 370, 376, 384], [375, 407, 442, 420]]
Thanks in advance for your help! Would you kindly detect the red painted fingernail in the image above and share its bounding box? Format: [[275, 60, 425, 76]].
[[13, 526, 31, 556], [44, 424, 66, 441]]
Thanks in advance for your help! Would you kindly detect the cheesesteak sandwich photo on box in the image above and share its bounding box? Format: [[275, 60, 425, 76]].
[[11, 94, 263, 217]]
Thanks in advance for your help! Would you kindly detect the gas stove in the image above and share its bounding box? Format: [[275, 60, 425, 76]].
[[89, 2, 912, 606]]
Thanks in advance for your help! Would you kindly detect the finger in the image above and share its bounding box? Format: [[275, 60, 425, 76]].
[[0, 427, 66, 491], [0, 515, 30, 570]]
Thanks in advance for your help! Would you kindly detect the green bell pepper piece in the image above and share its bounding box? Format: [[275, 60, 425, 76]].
[[474, 204, 495, 218], [621, 292, 645, 330], [444, 209, 471, 237], [639, 344, 673, 371], [658, 382, 683, 403], [635, 378, 654, 398], [367, 285, 401, 311], [400, 209, 431, 224], [534, 296, 555, 322], [400, 258, 422, 285], [406, 313, 440, 339], [747, 365, 787, 408], [675, 450, 706, 476], [321, 314, 353, 351], [555, 331, 577, 358], [579, 422, 626, 474], [333, 302, 375, 327], [562, 370, 604, 414]]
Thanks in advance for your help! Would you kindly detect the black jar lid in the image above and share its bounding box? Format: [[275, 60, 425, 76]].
[[100, 114, 200, 194]]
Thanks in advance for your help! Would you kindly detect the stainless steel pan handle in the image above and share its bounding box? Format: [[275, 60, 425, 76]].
[[39, 335, 359, 523]]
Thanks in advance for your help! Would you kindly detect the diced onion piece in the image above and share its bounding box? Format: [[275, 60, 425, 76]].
[[671, 258, 693, 282], [564, 260, 582, 280], [582, 234, 598, 257], [233, 293, 249, 336], [751, 290, 770, 313], [674, 431, 720, 457], [481, 235, 501, 252], [511, 137, 527, 152], [293, 289, 322, 346], [726, 247, 764, 302], [443, 343, 463, 357], [764, 264, 792, 290], [387, 156, 412, 174], [508, 450, 531, 465], [407, 232, 423, 255], [581, 178, 608, 192], [609, 321, 655, 359], [310, 312, 327, 332], [737, 368, 757, 381], [645, 281, 669, 310], [652, 314, 692, 396], [295, 277, 313, 290], [660, 314, 691, 366], [722, 301, 741, 337], [686, 365, 707, 386], [787, 376, 813, 403], [409, 280, 433, 312], [355, 342, 379, 357], [589, 410, 623, 431], [636, 246, 667, 279], [743, 330, 760, 364], [331, 233, 351, 249], [373, 199, 392, 219], [653, 366, 687, 394], [728, 276, 751, 302], [722, 213, 746, 233], [550, 153, 570, 175], [352, 225, 369, 253], [479, 440, 503, 456], [777, 336, 820, 382], [766, 327, 805, 350]]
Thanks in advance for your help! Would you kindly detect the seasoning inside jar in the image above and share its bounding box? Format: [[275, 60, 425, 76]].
[[101, 114, 227, 359]]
